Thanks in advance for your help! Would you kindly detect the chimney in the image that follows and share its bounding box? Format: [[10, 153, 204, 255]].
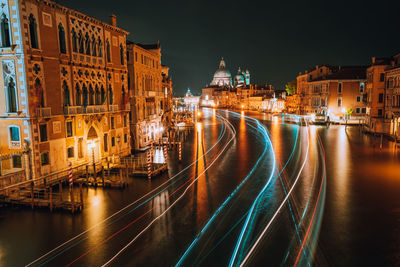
[[372, 57, 376, 64], [391, 60, 395, 67], [110, 14, 117, 27]]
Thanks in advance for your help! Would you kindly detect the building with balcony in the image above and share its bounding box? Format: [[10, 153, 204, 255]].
[[384, 53, 400, 139], [297, 65, 367, 123], [127, 41, 170, 151], [0, 0, 130, 184]]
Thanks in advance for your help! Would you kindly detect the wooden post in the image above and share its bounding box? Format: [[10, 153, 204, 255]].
[[30, 181, 34, 209], [59, 181, 63, 202], [107, 161, 110, 180], [49, 186, 53, 212], [93, 161, 97, 186], [79, 183, 83, 209], [119, 168, 123, 188], [85, 165, 89, 185], [125, 163, 129, 186], [101, 166, 105, 187], [147, 151, 152, 180], [70, 185, 75, 214]]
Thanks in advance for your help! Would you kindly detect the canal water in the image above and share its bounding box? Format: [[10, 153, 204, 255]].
[[0, 110, 399, 266]]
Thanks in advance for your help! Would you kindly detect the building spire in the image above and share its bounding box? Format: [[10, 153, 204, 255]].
[[219, 57, 226, 69]]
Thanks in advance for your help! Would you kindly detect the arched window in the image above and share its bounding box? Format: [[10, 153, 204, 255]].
[[120, 44, 124, 65], [75, 83, 81, 106], [121, 85, 126, 105], [34, 78, 44, 107], [91, 35, 97, 57], [85, 33, 90, 55], [89, 84, 94, 105], [101, 85, 106, 104], [71, 28, 77, 53], [29, 14, 39, 49], [98, 37, 103, 58], [78, 30, 84, 53], [7, 77, 17, 112], [62, 81, 70, 106], [108, 85, 113, 104], [82, 84, 88, 107], [1, 14, 11, 47], [95, 84, 100, 105], [106, 39, 111, 62], [58, 23, 66, 54]]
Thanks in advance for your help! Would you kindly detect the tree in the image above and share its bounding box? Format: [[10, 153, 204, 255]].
[[285, 80, 297, 95], [345, 108, 353, 128]]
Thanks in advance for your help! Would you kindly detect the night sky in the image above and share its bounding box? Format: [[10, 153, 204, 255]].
[[58, 0, 400, 96]]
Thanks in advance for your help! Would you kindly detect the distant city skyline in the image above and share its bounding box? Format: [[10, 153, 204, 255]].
[[57, 0, 400, 96]]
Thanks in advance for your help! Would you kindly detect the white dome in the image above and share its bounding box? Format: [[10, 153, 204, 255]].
[[211, 58, 232, 87]]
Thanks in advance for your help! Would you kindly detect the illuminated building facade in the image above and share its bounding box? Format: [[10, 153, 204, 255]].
[[0, 0, 130, 183], [297, 65, 367, 122], [127, 41, 169, 150], [384, 54, 400, 139], [364, 57, 391, 134]]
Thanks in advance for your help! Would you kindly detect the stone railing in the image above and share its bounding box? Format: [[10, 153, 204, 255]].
[[109, 105, 119, 113], [36, 107, 51, 118], [0, 170, 26, 190], [86, 105, 107, 114]]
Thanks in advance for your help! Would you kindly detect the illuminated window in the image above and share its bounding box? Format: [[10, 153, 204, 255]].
[[41, 152, 49, 165]]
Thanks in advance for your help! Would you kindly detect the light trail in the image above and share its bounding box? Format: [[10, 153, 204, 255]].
[[176, 110, 275, 267], [236, 120, 311, 267], [26, 111, 227, 267], [293, 129, 326, 266], [99, 114, 238, 266], [191, 120, 302, 266]]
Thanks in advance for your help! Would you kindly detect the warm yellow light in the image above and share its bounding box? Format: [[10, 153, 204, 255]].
[[197, 111, 201, 117], [87, 140, 95, 151], [241, 104, 244, 109]]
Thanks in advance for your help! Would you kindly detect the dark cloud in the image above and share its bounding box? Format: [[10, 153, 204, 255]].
[[57, 0, 400, 96]]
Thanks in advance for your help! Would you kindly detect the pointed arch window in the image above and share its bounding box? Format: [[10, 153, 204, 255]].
[[95, 84, 101, 105], [34, 78, 44, 107], [98, 37, 103, 58], [85, 33, 91, 56], [82, 84, 88, 107], [75, 83, 81, 106], [108, 85, 113, 105], [1, 14, 11, 47], [89, 84, 94, 105], [29, 14, 39, 49], [101, 85, 106, 104], [71, 28, 77, 52], [78, 31, 84, 53], [58, 23, 66, 54], [6, 77, 17, 112], [120, 44, 124, 65], [91, 35, 97, 57], [63, 81, 70, 106], [106, 39, 111, 62]]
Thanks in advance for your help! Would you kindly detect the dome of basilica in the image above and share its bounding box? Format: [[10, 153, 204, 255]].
[[211, 58, 232, 87]]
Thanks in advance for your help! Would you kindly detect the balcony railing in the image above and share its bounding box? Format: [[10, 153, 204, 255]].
[[64, 105, 106, 115], [86, 105, 107, 114], [36, 107, 51, 118], [124, 104, 131, 111], [109, 105, 119, 113]]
